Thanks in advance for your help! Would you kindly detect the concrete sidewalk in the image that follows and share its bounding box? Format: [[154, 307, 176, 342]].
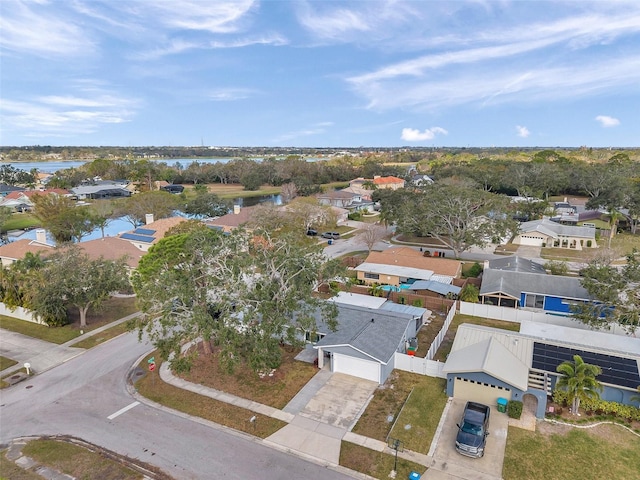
[[0, 312, 142, 378], [157, 359, 432, 472]]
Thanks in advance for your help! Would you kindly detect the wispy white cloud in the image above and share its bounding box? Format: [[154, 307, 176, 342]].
[[0, 0, 94, 56], [595, 115, 620, 127], [401, 127, 448, 142], [273, 122, 333, 143], [207, 88, 256, 101], [0, 83, 138, 137], [516, 125, 530, 138]]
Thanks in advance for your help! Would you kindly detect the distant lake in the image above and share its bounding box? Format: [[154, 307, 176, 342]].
[[5, 158, 242, 173], [5, 156, 325, 173]]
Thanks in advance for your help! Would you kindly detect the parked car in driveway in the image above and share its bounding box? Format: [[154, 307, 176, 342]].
[[306, 229, 318, 236], [455, 401, 490, 458], [321, 232, 340, 239]]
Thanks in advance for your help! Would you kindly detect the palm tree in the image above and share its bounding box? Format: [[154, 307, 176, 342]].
[[555, 355, 603, 415]]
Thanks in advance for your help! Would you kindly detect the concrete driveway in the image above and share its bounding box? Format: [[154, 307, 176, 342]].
[[265, 373, 378, 465], [425, 398, 508, 480]]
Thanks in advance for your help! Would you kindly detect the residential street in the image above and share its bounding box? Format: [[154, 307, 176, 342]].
[[0, 332, 354, 479]]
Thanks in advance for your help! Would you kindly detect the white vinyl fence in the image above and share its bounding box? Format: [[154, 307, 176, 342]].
[[0, 302, 44, 325], [394, 353, 446, 378], [425, 303, 457, 360], [394, 302, 456, 379], [459, 301, 631, 336]]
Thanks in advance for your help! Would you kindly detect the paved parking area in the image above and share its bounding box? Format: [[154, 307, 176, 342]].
[[266, 372, 378, 465], [426, 398, 508, 480]]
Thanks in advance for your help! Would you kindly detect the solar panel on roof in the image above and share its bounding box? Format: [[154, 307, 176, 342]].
[[120, 233, 154, 243], [532, 342, 640, 389], [133, 228, 156, 235]]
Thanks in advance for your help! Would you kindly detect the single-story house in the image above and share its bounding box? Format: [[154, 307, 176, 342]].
[[479, 268, 590, 313], [552, 210, 611, 230], [355, 247, 461, 287], [316, 190, 374, 211], [411, 174, 434, 187], [512, 218, 597, 249], [443, 322, 640, 418], [119, 215, 187, 251], [0, 189, 70, 212], [0, 237, 52, 267], [204, 205, 257, 233], [329, 291, 430, 326], [0, 184, 26, 198], [160, 184, 185, 194], [70, 183, 131, 200], [349, 176, 406, 191], [309, 302, 421, 384]]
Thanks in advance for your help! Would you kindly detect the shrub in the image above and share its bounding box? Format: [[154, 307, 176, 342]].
[[545, 260, 569, 276], [465, 262, 483, 278], [348, 212, 362, 221], [411, 299, 423, 307], [459, 284, 480, 303], [587, 240, 592, 247], [507, 400, 523, 419]]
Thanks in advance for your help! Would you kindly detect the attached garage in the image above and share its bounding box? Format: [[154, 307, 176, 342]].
[[332, 352, 381, 383], [443, 336, 529, 404], [453, 377, 511, 405]]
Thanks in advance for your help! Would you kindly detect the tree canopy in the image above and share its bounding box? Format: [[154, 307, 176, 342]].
[[573, 249, 640, 335], [132, 227, 344, 374], [377, 184, 515, 258], [31, 194, 97, 243]]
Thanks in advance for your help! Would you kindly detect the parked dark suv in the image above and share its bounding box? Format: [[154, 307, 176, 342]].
[[321, 232, 340, 239], [455, 401, 490, 458]]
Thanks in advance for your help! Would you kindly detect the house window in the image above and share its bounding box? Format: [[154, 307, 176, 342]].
[[305, 331, 325, 343], [525, 294, 545, 309], [364, 272, 379, 280]]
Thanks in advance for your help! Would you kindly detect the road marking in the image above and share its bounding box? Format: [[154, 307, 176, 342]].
[[107, 401, 140, 420]]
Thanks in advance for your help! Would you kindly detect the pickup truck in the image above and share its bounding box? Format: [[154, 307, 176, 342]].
[[455, 401, 490, 458]]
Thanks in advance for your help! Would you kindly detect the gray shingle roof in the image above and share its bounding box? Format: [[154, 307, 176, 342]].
[[488, 256, 547, 274], [408, 280, 461, 296], [313, 304, 415, 364], [480, 269, 590, 300], [519, 218, 595, 239]]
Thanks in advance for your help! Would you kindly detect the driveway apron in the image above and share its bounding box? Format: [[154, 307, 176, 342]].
[[265, 372, 378, 465], [425, 398, 508, 480]]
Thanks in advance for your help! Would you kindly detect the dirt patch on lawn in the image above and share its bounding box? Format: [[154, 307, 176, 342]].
[[539, 420, 640, 445], [178, 343, 318, 409]]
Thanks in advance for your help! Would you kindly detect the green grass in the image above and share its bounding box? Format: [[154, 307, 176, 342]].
[[1, 449, 42, 479], [22, 439, 142, 480], [0, 355, 18, 371], [340, 442, 426, 480], [1, 214, 40, 232], [433, 314, 520, 362], [136, 354, 286, 438], [608, 232, 640, 255], [388, 376, 448, 453], [503, 425, 640, 480], [0, 316, 82, 344], [71, 322, 131, 349]]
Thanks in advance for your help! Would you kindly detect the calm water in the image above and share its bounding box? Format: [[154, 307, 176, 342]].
[[4, 158, 239, 173]]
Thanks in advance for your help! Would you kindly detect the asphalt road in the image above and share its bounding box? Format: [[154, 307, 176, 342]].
[[0, 332, 354, 479]]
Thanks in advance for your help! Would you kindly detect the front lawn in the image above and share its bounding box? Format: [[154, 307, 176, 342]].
[[0, 297, 139, 344], [0, 355, 18, 371], [352, 371, 446, 451], [503, 423, 640, 480], [178, 344, 318, 409], [340, 442, 425, 480], [135, 354, 286, 438], [1, 214, 40, 232], [433, 314, 520, 362], [387, 376, 448, 453]]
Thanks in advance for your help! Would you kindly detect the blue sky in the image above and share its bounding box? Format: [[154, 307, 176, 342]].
[[1, 1, 639, 148]]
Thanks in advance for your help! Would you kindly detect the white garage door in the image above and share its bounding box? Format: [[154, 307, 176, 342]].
[[333, 353, 380, 383], [453, 377, 510, 406], [517, 235, 544, 246]]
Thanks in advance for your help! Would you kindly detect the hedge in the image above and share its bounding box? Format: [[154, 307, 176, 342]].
[[552, 390, 640, 422], [507, 400, 523, 419]]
